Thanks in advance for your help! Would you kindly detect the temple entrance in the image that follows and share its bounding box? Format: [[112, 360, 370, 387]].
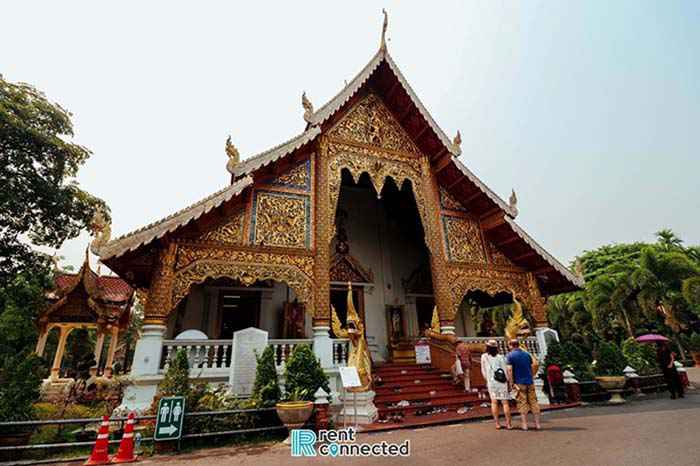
[[332, 169, 433, 362], [415, 296, 435, 335], [218, 289, 261, 339]]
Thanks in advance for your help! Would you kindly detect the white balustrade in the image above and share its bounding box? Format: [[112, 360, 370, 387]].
[[332, 339, 350, 366], [457, 336, 541, 360]]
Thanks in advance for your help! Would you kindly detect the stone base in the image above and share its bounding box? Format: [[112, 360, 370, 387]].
[[534, 379, 550, 406], [335, 390, 378, 425]]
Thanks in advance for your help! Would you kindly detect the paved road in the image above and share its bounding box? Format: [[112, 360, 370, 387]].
[[145, 389, 700, 466]]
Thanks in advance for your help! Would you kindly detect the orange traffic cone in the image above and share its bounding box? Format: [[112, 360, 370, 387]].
[[111, 412, 138, 463], [85, 415, 111, 465]]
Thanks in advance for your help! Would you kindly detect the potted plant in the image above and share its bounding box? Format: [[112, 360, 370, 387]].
[[594, 341, 628, 404], [276, 345, 330, 443], [688, 334, 700, 367]]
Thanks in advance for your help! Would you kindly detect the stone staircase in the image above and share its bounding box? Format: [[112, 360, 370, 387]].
[[367, 362, 491, 431]]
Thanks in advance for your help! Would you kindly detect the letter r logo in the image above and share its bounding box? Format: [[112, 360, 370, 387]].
[[291, 429, 317, 457]]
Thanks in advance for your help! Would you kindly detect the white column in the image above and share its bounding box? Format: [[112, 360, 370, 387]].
[[51, 326, 72, 381], [534, 326, 559, 406], [312, 325, 334, 368], [130, 324, 167, 377], [103, 327, 119, 378]]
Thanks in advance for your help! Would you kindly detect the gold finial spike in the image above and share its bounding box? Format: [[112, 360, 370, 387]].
[[509, 189, 518, 217], [380, 9, 388, 50], [302, 91, 314, 123], [225, 135, 240, 174]]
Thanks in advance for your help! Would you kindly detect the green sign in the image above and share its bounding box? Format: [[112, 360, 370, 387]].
[[154, 396, 186, 441]]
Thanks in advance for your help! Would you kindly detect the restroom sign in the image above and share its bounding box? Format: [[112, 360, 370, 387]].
[[154, 396, 186, 441]]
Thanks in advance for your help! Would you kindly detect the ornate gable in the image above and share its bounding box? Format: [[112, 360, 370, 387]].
[[442, 215, 487, 263], [199, 209, 246, 245], [487, 240, 516, 268], [330, 253, 373, 283], [439, 187, 468, 212], [328, 93, 421, 154]]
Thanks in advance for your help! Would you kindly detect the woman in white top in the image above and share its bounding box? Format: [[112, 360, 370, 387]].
[[480, 339, 512, 430]]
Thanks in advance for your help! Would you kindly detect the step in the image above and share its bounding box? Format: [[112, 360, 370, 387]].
[[375, 390, 485, 406], [374, 381, 456, 397], [374, 366, 439, 376], [375, 373, 447, 385], [376, 396, 489, 417]]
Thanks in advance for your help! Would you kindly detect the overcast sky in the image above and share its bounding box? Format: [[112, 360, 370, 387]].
[[3, 1, 699, 272]]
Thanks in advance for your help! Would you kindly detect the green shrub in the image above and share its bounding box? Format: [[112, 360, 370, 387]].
[[251, 346, 281, 407], [687, 333, 700, 352], [544, 341, 593, 380], [0, 353, 43, 433], [622, 338, 658, 375], [282, 345, 330, 402], [594, 341, 627, 376], [158, 349, 190, 399]]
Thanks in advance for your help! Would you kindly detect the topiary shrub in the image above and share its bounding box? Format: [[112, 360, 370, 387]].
[[282, 344, 330, 402], [251, 346, 280, 407], [594, 341, 627, 376], [622, 338, 657, 375], [158, 349, 190, 399]]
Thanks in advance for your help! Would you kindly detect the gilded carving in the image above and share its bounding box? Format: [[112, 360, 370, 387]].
[[199, 209, 245, 245], [328, 93, 420, 154], [251, 191, 309, 249], [443, 216, 487, 263], [488, 241, 515, 267], [174, 245, 314, 278], [172, 260, 313, 313], [439, 187, 467, 212], [271, 160, 311, 191]]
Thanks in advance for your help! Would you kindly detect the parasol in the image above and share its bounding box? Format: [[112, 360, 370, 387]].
[[635, 334, 670, 343]]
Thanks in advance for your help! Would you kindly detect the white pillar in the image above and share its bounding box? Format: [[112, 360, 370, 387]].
[[534, 326, 559, 406], [35, 326, 49, 357], [51, 326, 72, 381], [440, 325, 456, 335], [312, 325, 334, 368], [130, 324, 166, 377], [103, 327, 119, 378]]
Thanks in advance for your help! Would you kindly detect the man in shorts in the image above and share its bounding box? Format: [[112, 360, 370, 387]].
[[506, 339, 541, 430]]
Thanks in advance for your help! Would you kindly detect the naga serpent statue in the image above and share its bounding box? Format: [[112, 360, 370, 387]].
[[331, 282, 373, 392], [505, 297, 531, 343]]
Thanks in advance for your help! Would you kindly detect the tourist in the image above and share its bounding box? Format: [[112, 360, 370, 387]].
[[657, 342, 684, 399], [480, 340, 512, 429], [452, 341, 472, 391], [506, 339, 541, 431]]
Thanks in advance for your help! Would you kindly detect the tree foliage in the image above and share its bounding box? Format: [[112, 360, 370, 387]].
[[158, 349, 190, 399], [0, 74, 106, 288], [594, 341, 627, 376]]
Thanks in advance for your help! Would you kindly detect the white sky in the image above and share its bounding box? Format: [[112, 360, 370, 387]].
[[3, 1, 699, 272]]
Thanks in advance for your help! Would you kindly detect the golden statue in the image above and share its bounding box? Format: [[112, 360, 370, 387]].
[[225, 135, 240, 173], [505, 297, 531, 342], [430, 305, 440, 334], [302, 92, 314, 123], [89, 206, 111, 253], [331, 282, 372, 391]]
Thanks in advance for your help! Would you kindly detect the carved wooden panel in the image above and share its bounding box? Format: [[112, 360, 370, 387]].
[[439, 187, 467, 212], [488, 240, 515, 267], [442, 216, 487, 263], [199, 209, 245, 245], [250, 191, 310, 249], [271, 159, 311, 192], [328, 93, 420, 154]]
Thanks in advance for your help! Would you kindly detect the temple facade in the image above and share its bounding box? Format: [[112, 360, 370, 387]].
[[94, 23, 581, 411]]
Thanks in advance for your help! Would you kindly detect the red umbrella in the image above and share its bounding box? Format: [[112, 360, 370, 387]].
[[636, 334, 670, 343]]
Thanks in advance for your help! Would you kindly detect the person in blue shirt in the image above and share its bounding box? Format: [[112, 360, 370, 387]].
[[506, 339, 541, 431]]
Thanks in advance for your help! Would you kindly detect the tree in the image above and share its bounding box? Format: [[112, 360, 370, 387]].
[[282, 345, 330, 402], [158, 349, 191, 399], [0, 74, 106, 288], [251, 346, 280, 407]]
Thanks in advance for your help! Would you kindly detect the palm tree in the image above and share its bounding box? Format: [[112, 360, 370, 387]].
[[656, 229, 684, 252], [587, 269, 639, 339]]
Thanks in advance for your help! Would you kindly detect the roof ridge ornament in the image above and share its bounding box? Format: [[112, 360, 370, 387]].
[[89, 207, 111, 254], [225, 135, 240, 174], [302, 91, 314, 123], [380, 9, 388, 51], [509, 189, 518, 217], [453, 130, 462, 152]]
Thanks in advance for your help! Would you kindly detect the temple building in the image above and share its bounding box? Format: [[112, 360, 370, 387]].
[[94, 16, 581, 412], [36, 252, 134, 382]]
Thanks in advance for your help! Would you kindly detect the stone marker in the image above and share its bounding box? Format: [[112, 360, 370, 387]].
[[229, 327, 268, 395]]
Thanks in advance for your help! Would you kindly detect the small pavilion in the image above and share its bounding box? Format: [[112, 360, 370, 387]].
[[35, 251, 134, 380]]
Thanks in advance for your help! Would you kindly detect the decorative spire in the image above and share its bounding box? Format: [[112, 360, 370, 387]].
[[380, 9, 388, 50], [89, 206, 111, 253], [453, 130, 462, 149], [225, 135, 240, 174], [509, 189, 518, 217], [302, 91, 314, 123], [574, 257, 585, 280]]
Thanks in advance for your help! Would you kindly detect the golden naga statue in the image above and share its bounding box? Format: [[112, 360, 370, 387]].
[[331, 282, 372, 391], [430, 305, 441, 334], [89, 206, 111, 254], [505, 297, 531, 343]]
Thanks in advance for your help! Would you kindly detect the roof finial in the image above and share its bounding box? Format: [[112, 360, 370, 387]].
[[302, 91, 314, 123], [509, 189, 519, 217], [574, 257, 585, 280], [89, 206, 111, 254], [380, 9, 388, 50], [225, 135, 240, 174], [453, 130, 462, 149]]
